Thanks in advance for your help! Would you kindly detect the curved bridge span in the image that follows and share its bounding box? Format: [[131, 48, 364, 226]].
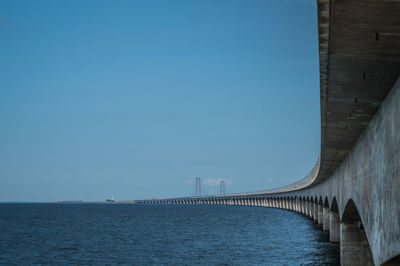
[[138, 1, 400, 265]]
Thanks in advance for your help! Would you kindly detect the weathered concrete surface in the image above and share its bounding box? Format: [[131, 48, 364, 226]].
[[340, 222, 374, 266], [318, 204, 323, 225], [323, 207, 330, 231], [330, 211, 340, 243], [313, 202, 318, 222]]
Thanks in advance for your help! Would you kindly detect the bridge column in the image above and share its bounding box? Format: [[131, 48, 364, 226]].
[[309, 201, 314, 218], [309, 201, 313, 218], [306, 201, 311, 217], [313, 202, 318, 222], [330, 211, 340, 242], [304, 201, 308, 215], [298, 199, 302, 213], [323, 207, 330, 231], [295, 199, 300, 212], [340, 222, 374, 266], [304, 200, 308, 215], [318, 204, 323, 225], [299, 200, 304, 214]]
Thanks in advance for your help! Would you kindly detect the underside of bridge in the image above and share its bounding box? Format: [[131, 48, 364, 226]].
[[140, 0, 400, 265], [317, 0, 400, 184]]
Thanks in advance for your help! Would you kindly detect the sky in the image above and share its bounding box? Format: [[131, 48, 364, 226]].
[[0, 0, 320, 202]]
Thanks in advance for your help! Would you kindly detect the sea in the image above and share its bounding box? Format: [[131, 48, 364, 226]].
[[0, 203, 339, 265]]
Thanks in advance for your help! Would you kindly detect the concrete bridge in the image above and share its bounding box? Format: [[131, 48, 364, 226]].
[[137, 0, 400, 265]]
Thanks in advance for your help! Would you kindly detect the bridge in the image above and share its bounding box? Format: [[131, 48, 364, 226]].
[[137, 0, 400, 265]]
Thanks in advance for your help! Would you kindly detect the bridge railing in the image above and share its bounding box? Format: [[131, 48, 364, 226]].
[[219, 156, 321, 197]]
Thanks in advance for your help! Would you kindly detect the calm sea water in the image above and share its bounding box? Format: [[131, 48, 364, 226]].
[[0, 203, 339, 265]]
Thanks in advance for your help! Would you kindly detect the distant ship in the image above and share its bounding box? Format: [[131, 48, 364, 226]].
[[105, 196, 115, 203]]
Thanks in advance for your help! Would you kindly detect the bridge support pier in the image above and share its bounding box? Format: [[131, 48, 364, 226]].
[[305, 201, 309, 216], [313, 202, 318, 222], [340, 222, 374, 266], [330, 213, 341, 243], [317, 204, 323, 225], [296, 199, 300, 213], [323, 207, 330, 231], [305, 201, 308, 215]]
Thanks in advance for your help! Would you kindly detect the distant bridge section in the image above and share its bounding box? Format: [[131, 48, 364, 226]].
[[138, 0, 400, 265]]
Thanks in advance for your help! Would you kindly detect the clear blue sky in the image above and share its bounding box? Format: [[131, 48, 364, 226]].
[[0, 0, 320, 202]]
